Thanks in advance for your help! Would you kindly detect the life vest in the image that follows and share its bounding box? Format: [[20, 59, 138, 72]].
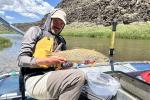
[[33, 35, 56, 68], [33, 34, 66, 69], [33, 36, 54, 59]]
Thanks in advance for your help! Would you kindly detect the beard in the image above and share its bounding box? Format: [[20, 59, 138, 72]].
[[50, 25, 63, 35], [51, 28, 60, 35]]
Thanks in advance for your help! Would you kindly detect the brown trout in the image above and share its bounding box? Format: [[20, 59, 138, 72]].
[[51, 48, 108, 65]]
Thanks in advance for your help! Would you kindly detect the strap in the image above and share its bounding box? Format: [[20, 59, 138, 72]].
[[19, 67, 26, 100], [55, 35, 67, 50]]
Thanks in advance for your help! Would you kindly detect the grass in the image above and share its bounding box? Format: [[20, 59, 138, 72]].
[[0, 37, 12, 50], [117, 22, 150, 39], [0, 30, 15, 34], [0, 21, 150, 39], [62, 22, 150, 39]]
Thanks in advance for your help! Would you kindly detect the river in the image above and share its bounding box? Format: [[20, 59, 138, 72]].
[[0, 34, 150, 73]]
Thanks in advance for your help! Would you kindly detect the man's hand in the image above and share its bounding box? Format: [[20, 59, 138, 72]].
[[35, 56, 66, 68]]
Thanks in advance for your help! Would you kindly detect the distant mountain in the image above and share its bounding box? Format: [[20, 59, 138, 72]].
[[13, 22, 38, 32], [0, 15, 46, 32], [12, 14, 47, 32], [57, 0, 150, 26]]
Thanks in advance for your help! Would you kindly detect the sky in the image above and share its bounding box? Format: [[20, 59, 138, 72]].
[[0, 0, 61, 23]]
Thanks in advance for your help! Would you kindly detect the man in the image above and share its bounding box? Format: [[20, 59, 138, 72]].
[[18, 8, 85, 100]]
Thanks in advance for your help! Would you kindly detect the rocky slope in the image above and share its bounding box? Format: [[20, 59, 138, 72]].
[[57, 0, 150, 26], [1, 0, 149, 32]]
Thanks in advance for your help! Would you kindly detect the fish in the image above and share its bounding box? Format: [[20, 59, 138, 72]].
[[50, 48, 109, 67]]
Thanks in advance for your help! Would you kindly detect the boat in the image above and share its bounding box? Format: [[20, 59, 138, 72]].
[[1, 17, 150, 100], [1, 61, 150, 100]]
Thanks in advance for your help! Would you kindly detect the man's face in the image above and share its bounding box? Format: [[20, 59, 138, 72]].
[[50, 18, 65, 35]]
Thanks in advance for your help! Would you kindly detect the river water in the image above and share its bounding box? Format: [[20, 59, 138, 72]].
[[0, 34, 22, 74], [0, 34, 150, 73]]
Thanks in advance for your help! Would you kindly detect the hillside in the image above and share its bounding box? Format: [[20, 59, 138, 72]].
[[57, 0, 150, 26], [0, 0, 149, 32]]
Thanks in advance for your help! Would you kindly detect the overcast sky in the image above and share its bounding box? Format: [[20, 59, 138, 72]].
[[0, 0, 61, 23]]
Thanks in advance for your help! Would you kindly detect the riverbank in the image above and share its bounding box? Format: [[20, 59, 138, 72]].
[[0, 30, 15, 34], [0, 37, 12, 50], [0, 22, 150, 39], [62, 22, 150, 39]]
